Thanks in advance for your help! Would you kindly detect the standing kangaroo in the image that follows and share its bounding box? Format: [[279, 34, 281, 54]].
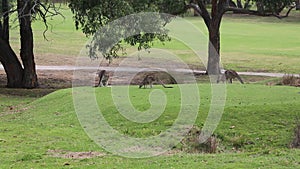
[[139, 74, 173, 89], [217, 70, 244, 84]]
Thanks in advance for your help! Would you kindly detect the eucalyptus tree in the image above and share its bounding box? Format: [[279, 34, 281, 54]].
[[0, 0, 60, 88], [189, 0, 295, 74]]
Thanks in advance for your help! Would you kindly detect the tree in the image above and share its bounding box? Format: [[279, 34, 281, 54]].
[[188, 0, 294, 74], [0, 0, 60, 88], [69, 0, 295, 75]]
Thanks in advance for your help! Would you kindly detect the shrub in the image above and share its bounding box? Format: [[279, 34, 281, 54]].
[[175, 125, 218, 153], [281, 74, 300, 87]]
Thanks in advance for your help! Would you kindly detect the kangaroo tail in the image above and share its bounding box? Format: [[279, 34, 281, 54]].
[[159, 80, 173, 88], [236, 74, 244, 84]]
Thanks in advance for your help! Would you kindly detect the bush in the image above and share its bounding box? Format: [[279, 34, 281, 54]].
[[281, 74, 300, 87], [175, 125, 218, 153]]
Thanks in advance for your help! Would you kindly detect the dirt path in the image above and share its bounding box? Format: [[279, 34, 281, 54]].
[[0, 65, 299, 90], [1, 65, 298, 78]]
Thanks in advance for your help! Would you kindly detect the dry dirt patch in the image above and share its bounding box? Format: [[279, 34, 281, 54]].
[[47, 150, 106, 159]]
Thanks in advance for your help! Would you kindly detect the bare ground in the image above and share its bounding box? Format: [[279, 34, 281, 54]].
[[47, 150, 105, 159]]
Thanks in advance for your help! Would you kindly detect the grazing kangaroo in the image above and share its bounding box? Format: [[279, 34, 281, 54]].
[[139, 75, 155, 88], [139, 74, 173, 89], [217, 69, 244, 84], [95, 70, 109, 87]]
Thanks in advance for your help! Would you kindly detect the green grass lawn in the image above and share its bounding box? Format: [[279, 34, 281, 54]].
[[0, 84, 299, 168]]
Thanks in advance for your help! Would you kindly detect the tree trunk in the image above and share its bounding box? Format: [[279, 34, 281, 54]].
[[244, 0, 250, 9], [17, 0, 38, 88], [296, 0, 300, 10], [207, 26, 220, 75], [0, 0, 24, 88], [236, 0, 243, 8], [228, 0, 237, 8], [1, 0, 9, 43], [256, 0, 265, 15], [205, 0, 224, 75], [0, 39, 24, 88]]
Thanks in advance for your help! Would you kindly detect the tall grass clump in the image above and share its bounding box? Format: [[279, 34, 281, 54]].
[[280, 74, 300, 87], [175, 125, 218, 153]]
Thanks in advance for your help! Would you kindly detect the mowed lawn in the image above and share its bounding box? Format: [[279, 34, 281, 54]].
[[0, 84, 300, 168]]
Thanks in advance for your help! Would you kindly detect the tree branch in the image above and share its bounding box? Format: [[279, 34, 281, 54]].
[[188, 2, 202, 16], [216, 0, 227, 21], [225, 4, 296, 19], [188, 0, 211, 27], [273, 5, 296, 19], [31, 0, 65, 40]]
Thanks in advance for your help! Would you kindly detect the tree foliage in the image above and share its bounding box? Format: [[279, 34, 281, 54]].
[[253, 0, 293, 14], [69, 0, 186, 35], [69, 0, 187, 60]]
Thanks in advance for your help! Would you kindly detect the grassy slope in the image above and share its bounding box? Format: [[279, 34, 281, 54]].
[[0, 84, 299, 168], [0, 95, 35, 112]]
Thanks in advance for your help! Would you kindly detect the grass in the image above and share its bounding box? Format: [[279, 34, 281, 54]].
[[0, 94, 35, 112], [219, 14, 300, 73], [0, 84, 300, 168], [2, 5, 300, 169]]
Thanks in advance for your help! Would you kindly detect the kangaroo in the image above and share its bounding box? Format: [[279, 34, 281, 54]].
[[139, 75, 155, 88], [139, 74, 173, 89], [217, 69, 244, 84], [95, 70, 109, 87]]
